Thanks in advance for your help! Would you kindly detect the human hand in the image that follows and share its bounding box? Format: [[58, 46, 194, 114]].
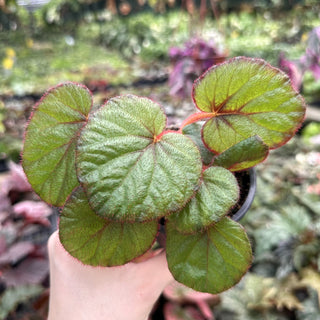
[[47, 231, 173, 320]]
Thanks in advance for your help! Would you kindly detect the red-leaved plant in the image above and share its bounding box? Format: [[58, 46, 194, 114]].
[[22, 57, 305, 294]]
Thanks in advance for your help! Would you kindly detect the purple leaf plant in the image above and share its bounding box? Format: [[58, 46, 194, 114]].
[[169, 37, 226, 99], [279, 26, 320, 91]]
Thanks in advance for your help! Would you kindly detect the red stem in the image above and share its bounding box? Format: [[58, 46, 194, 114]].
[[178, 112, 215, 133], [154, 129, 179, 142]]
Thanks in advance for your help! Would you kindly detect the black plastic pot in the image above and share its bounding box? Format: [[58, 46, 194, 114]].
[[229, 168, 257, 221]]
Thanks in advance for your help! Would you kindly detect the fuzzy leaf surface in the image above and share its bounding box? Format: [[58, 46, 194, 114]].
[[59, 187, 158, 266], [22, 83, 92, 206], [77, 95, 202, 222], [212, 136, 269, 171], [193, 57, 306, 153], [182, 123, 214, 165], [168, 167, 239, 234], [166, 217, 252, 294]]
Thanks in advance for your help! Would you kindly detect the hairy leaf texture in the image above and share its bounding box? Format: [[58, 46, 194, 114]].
[[22, 83, 92, 206], [59, 187, 158, 266], [193, 57, 306, 154], [212, 136, 269, 171], [168, 166, 239, 234], [166, 217, 252, 294], [77, 95, 202, 222]]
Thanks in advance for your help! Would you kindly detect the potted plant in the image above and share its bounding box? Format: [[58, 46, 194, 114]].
[[22, 57, 305, 294]]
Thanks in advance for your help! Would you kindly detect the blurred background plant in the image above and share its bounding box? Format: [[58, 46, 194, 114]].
[[1, 0, 320, 318], [168, 37, 226, 99], [0, 162, 56, 319], [97, 11, 190, 61], [279, 25, 320, 103]]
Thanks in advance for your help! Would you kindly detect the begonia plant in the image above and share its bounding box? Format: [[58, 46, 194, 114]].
[[22, 57, 305, 294]]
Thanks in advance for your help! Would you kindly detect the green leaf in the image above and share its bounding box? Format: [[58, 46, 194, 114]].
[[77, 95, 202, 222], [212, 136, 269, 171], [193, 57, 306, 153], [221, 274, 281, 320], [22, 83, 92, 206], [0, 285, 43, 320], [296, 288, 320, 320], [253, 206, 311, 258], [182, 123, 214, 165], [166, 217, 252, 294], [168, 167, 239, 234], [59, 187, 158, 266], [293, 189, 320, 216]]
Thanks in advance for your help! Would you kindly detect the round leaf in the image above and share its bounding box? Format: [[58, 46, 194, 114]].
[[168, 167, 239, 234], [77, 95, 202, 222], [59, 187, 158, 266], [22, 83, 92, 206], [166, 217, 252, 294], [182, 123, 214, 165], [212, 136, 269, 171], [193, 57, 306, 153]]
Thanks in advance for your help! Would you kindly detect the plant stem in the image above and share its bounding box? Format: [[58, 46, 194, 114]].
[[154, 130, 179, 142], [178, 112, 215, 133]]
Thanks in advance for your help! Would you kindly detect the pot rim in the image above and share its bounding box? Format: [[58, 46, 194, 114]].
[[232, 168, 257, 222]]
